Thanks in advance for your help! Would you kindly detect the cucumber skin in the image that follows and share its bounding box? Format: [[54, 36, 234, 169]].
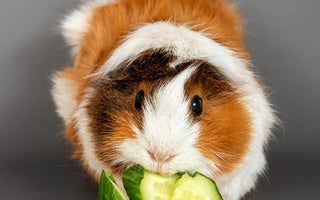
[[122, 165, 145, 200], [99, 170, 127, 200], [98, 170, 107, 200], [193, 172, 223, 200]]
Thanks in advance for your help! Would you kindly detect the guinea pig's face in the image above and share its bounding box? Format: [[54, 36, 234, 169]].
[[86, 50, 252, 178]]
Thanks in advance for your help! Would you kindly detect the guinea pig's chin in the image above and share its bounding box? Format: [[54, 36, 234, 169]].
[[116, 158, 180, 177]]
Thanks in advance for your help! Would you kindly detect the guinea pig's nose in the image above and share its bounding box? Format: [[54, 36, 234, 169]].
[[147, 151, 175, 163]]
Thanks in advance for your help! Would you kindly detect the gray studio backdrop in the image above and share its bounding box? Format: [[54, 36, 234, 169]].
[[1, 0, 319, 199]]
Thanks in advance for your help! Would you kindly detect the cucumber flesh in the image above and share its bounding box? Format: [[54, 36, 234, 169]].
[[171, 172, 223, 200], [140, 171, 180, 200], [122, 165, 180, 200], [99, 170, 129, 200]]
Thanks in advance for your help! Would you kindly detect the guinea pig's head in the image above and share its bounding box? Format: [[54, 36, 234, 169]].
[[52, 1, 276, 199], [85, 49, 252, 178]]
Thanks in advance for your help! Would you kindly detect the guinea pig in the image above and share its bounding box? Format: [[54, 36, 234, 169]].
[[52, 0, 276, 200]]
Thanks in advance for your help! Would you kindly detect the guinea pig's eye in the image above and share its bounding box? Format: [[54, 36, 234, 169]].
[[191, 95, 203, 116], [135, 90, 145, 111]]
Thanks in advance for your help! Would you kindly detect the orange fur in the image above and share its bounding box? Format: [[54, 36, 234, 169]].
[[65, 119, 83, 159], [197, 95, 252, 176]]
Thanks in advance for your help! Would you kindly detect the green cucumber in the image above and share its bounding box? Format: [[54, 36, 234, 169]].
[[122, 165, 180, 200], [99, 170, 129, 200], [100, 165, 223, 200], [171, 172, 223, 200]]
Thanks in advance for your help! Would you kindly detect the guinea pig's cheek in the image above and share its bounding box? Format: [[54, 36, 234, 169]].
[[196, 96, 253, 176], [87, 107, 140, 174], [116, 138, 150, 168], [111, 115, 139, 140]]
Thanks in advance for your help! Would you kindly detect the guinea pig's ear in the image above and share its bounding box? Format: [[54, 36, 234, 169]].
[[51, 71, 79, 124]]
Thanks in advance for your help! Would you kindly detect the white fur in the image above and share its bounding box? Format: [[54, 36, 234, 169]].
[[60, 0, 117, 55], [51, 74, 78, 124]]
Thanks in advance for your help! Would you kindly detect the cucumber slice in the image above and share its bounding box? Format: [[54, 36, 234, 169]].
[[122, 165, 180, 200], [171, 172, 223, 200], [101, 165, 223, 200], [99, 170, 129, 200]]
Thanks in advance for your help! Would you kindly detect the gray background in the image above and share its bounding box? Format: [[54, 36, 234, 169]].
[[0, 0, 319, 199]]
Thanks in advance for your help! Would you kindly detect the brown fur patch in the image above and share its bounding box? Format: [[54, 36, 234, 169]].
[[185, 63, 252, 176]]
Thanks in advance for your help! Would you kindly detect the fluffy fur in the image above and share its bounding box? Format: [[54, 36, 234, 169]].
[[51, 74, 78, 124], [52, 1, 276, 200], [60, 0, 117, 55]]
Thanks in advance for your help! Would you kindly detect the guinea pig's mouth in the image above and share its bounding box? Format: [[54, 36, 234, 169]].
[[119, 162, 184, 178]]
